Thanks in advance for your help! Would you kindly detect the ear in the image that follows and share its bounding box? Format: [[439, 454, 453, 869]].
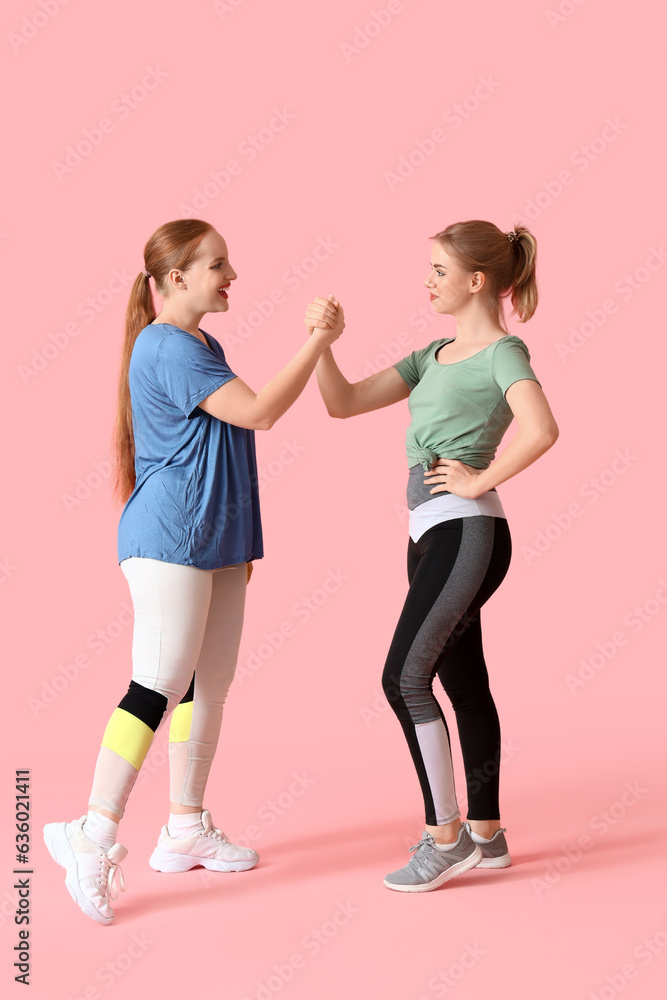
[[471, 270, 486, 293]]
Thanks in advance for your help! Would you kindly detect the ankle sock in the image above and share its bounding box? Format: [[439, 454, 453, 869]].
[[83, 811, 119, 851], [469, 830, 494, 843], [432, 827, 462, 851], [168, 811, 204, 838]]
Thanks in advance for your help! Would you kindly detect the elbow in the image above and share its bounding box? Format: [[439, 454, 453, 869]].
[[327, 391, 355, 419], [537, 425, 559, 453], [252, 395, 276, 430], [320, 394, 348, 418], [517, 424, 559, 454], [328, 404, 350, 419], [523, 422, 558, 446]]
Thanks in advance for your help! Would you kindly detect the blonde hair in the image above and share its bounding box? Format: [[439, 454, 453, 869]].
[[430, 219, 538, 333]]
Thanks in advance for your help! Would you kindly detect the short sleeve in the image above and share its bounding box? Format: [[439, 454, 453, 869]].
[[393, 341, 437, 390], [492, 338, 542, 399], [155, 334, 238, 418]]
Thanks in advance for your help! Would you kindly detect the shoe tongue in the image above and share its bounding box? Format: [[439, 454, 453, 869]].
[[107, 844, 128, 863]]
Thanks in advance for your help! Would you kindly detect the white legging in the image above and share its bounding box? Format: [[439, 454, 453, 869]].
[[88, 557, 247, 818]]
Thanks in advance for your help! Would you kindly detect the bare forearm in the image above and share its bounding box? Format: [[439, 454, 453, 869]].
[[472, 429, 558, 498], [255, 335, 327, 426], [315, 346, 354, 417]]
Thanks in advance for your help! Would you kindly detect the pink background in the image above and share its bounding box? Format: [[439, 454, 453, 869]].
[[2, 1, 665, 998]]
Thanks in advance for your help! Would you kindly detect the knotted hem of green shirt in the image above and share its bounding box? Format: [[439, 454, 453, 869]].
[[413, 446, 439, 471]]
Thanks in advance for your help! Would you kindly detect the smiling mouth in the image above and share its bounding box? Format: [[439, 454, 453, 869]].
[[217, 286, 229, 298]]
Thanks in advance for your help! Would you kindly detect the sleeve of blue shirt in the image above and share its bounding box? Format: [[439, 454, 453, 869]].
[[155, 334, 238, 419], [492, 338, 542, 399]]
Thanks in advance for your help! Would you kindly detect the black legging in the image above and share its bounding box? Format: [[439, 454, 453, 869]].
[[381, 515, 512, 825]]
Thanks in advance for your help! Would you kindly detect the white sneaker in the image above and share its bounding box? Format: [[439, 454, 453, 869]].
[[43, 816, 127, 924], [149, 809, 259, 873]]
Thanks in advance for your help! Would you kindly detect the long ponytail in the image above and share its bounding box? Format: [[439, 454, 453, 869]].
[[110, 218, 215, 507], [429, 219, 538, 334]]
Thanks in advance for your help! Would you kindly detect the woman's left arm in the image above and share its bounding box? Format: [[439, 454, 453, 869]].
[[425, 379, 559, 500]]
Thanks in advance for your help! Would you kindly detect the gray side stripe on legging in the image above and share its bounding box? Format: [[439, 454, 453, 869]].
[[398, 516, 495, 725]]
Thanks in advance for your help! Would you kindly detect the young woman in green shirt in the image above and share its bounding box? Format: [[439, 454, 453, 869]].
[[305, 219, 559, 892]]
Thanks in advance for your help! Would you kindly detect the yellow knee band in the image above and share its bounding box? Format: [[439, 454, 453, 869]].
[[169, 701, 194, 743], [101, 707, 154, 771]]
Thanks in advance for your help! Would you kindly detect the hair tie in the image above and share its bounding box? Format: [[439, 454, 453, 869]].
[[141, 267, 151, 278], [506, 231, 518, 244]]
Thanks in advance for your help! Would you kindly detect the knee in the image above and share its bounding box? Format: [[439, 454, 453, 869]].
[[442, 681, 494, 713], [173, 673, 195, 709], [381, 665, 403, 707], [101, 680, 169, 772], [134, 671, 194, 718], [118, 680, 169, 729]]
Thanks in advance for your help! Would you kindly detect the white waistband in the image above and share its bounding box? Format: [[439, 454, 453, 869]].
[[408, 491, 506, 543]]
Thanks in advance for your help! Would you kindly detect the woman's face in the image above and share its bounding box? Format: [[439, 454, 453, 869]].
[[165, 229, 237, 314], [424, 242, 484, 315]]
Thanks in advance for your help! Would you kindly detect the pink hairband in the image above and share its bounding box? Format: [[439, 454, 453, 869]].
[[141, 267, 151, 277]]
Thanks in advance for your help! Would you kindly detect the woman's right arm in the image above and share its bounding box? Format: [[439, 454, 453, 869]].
[[198, 302, 343, 429], [314, 345, 410, 419], [303, 296, 410, 418]]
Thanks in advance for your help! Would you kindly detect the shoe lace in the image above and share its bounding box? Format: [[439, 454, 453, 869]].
[[409, 832, 436, 855], [407, 832, 438, 872], [406, 832, 446, 878], [201, 816, 229, 844], [206, 827, 229, 843], [98, 852, 126, 903]]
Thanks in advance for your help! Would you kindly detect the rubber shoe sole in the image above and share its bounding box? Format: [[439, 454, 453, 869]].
[[43, 822, 114, 925], [464, 823, 512, 868], [148, 844, 258, 874], [382, 843, 482, 893], [476, 850, 511, 869]]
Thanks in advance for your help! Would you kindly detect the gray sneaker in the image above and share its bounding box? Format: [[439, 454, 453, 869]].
[[463, 821, 511, 868], [383, 825, 482, 893]]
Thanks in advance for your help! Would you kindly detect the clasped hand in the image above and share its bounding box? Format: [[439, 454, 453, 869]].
[[304, 295, 345, 346]]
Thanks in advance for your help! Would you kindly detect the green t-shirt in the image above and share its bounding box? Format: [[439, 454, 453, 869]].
[[393, 335, 541, 470]]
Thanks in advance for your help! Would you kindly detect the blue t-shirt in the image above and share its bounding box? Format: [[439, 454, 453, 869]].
[[117, 323, 264, 570]]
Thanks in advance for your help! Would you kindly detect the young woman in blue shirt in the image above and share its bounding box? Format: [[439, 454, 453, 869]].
[[43, 218, 344, 924]]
